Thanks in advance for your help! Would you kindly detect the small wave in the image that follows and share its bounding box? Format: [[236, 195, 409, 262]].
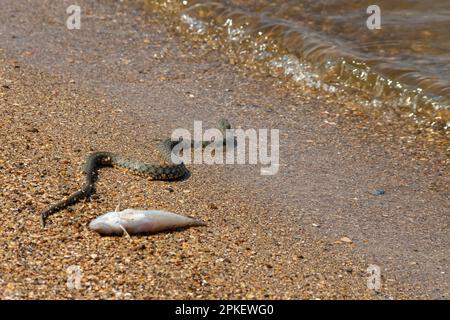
[[149, 0, 450, 131]]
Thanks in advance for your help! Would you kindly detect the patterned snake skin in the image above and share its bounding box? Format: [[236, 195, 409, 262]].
[[40, 119, 231, 227]]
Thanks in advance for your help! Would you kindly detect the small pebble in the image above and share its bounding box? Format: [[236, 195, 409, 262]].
[[340, 236, 353, 244], [208, 203, 218, 210], [370, 189, 385, 196]]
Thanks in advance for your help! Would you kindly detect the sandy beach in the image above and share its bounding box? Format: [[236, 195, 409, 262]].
[[0, 0, 448, 299]]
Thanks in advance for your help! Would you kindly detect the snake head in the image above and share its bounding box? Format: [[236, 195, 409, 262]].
[[218, 118, 231, 131]]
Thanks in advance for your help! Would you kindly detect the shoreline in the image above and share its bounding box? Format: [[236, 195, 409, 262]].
[[0, 0, 448, 299], [147, 0, 450, 131]]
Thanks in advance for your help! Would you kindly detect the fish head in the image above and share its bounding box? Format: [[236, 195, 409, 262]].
[[89, 211, 123, 235]]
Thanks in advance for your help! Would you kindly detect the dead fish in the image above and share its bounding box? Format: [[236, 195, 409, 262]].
[[89, 208, 206, 236]]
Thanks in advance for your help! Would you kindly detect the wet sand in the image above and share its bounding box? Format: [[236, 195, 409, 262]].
[[0, 0, 448, 299]]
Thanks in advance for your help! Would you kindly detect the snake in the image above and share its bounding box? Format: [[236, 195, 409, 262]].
[[40, 118, 231, 227]]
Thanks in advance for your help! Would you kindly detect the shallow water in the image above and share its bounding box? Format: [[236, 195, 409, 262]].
[[148, 0, 450, 130]]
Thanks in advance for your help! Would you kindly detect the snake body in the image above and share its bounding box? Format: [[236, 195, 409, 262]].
[[40, 119, 231, 227]]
